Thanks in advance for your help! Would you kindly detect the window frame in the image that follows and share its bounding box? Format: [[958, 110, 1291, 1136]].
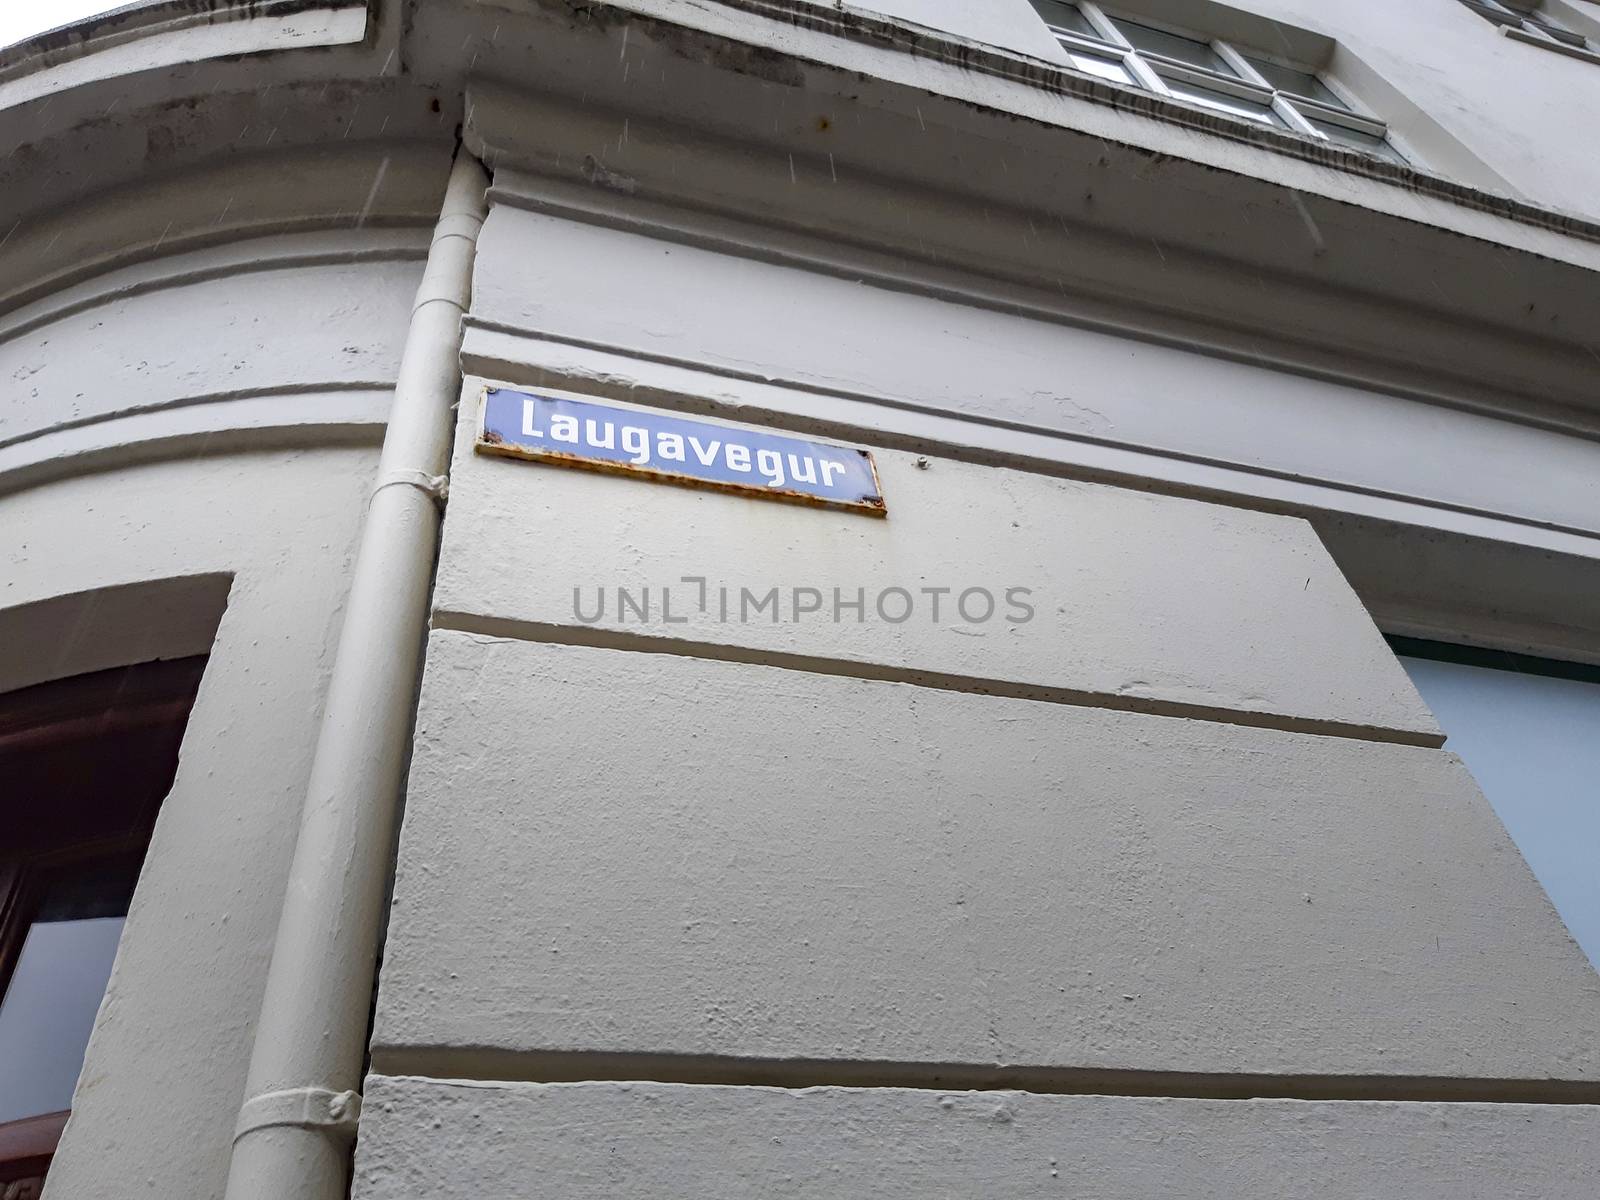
[[1387, 636, 1600, 686], [1459, 0, 1600, 62], [1036, 2, 1407, 163], [0, 656, 207, 1185], [1387, 635, 1600, 971], [1466, 0, 1593, 47]]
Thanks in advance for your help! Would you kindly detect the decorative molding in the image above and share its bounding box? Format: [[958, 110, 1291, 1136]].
[[0, 1, 370, 109], [458, 321, 1600, 562], [474, 141, 1600, 441], [0, 387, 390, 495], [486, 169, 1600, 448], [0, 231, 428, 348]]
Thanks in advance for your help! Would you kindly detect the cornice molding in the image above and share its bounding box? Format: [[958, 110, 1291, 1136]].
[[467, 83, 1600, 438], [0, 228, 428, 349], [0, 385, 390, 495], [604, 0, 1600, 249], [459, 320, 1600, 561], [0, 0, 371, 110]]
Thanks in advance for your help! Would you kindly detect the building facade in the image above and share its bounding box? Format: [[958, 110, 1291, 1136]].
[[1, 0, 1598, 1196]]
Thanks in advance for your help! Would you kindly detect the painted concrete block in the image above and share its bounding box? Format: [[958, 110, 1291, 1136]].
[[435, 386, 1439, 742], [372, 631, 1600, 1083], [352, 1077, 1600, 1199]]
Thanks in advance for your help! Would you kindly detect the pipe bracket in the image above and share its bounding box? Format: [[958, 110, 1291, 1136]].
[[371, 468, 449, 506], [234, 1087, 363, 1143]]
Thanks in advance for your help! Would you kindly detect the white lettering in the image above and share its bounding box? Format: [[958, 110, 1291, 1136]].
[[756, 448, 785, 488], [689, 436, 721, 466], [512, 397, 871, 504], [657, 431, 686, 462]]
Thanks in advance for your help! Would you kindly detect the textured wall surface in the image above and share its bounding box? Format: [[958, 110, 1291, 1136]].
[[1203, 0, 1600, 219], [434, 386, 1439, 741], [863, 0, 1600, 219], [468, 206, 1600, 541], [355, 1077, 1600, 1200], [352, 126, 1600, 1186], [374, 629, 1600, 1083], [3, 448, 376, 1200], [7, 1, 1600, 1197], [0, 125, 444, 1200], [0, 251, 417, 447]]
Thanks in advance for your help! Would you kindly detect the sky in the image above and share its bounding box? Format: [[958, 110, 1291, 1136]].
[[1400, 654, 1600, 971], [0, 1, 134, 52]]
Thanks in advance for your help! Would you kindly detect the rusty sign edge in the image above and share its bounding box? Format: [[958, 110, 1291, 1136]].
[[472, 385, 889, 518]]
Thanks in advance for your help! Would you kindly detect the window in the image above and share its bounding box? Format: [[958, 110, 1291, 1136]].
[[1031, 1, 1409, 164], [1458, 1, 1600, 58], [0, 658, 205, 1190], [1392, 639, 1600, 971]]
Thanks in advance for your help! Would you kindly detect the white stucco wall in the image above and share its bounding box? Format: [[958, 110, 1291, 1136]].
[[346, 70, 1600, 1173], [5, 1, 1600, 1197], [354, 1078, 1600, 1200], [869, 0, 1600, 219], [0, 123, 443, 1197], [1227, 0, 1600, 217], [431, 385, 1439, 740], [375, 628, 1600, 1082], [4, 447, 376, 1200], [467, 202, 1600, 544]]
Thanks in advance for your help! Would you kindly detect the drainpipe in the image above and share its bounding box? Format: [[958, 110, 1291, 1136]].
[[221, 149, 489, 1200]]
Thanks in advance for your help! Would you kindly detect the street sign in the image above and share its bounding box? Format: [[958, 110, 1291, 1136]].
[[476, 387, 887, 516]]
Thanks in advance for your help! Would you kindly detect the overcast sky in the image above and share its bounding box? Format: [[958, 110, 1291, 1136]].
[[1, 1, 132, 51]]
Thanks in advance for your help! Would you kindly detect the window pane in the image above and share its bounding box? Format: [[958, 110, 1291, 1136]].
[[1243, 56, 1345, 107], [0, 859, 139, 1124], [1306, 115, 1408, 163], [1398, 653, 1600, 970], [1033, 0, 1099, 39], [1065, 48, 1136, 85], [1162, 77, 1285, 125], [0, 916, 126, 1124], [1109, 17, 1235, 74]]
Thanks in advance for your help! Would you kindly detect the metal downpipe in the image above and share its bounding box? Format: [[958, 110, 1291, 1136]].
[[221, 149, 489, 1200]]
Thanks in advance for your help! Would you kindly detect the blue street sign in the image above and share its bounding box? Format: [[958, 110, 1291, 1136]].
[[476, 387, 887, 516]]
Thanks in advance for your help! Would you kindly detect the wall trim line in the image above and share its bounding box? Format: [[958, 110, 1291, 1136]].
[[431, 610, 1446, 750], [366, 1050, 1600, 1107]]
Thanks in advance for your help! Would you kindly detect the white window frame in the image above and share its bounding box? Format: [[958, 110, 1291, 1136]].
[[1460, 0, 1600, 63], [1468, 0, 1590, 47], [1038, 2, 1403, 161]]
